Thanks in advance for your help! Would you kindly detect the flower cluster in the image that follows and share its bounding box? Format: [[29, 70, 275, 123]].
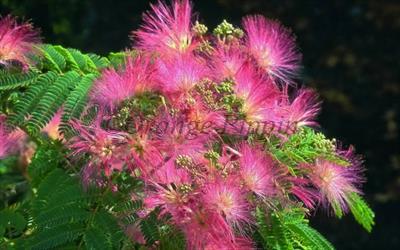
[[0, 1, 367, 249], [68, 0, 364, 248]]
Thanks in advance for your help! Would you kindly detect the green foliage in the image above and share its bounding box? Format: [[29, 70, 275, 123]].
[[27, 140, 66, 187], [2, 44, 112, 138], [266, 127, 350, 175], [140, 211, 161, 246], [139, 211, 186, 250], [60, 73, 97, 133], [36, 44, 110, 74], [26, 71, 80, 134], [26, 223, 85, 250], [0, 209, 27, 239], [84, 227, 111, 250], [347, 192, 375, 232], [8, 71, 59, 127], [108, 51, 136, 68], [158, 225, 186, 250], [0, 71, 39, 91], [256, 207, 335, 250], [0, 156, 29, 210], [0, 142, 134, 249]]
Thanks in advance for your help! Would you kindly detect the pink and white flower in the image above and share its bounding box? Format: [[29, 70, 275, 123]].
[[243, 15, 301, 84], [0, 15, 40, 69], [133, 0, 198, 57], [91, 55, 157, 109]]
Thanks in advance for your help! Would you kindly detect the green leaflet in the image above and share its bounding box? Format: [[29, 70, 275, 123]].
[[8, 71, 58, 127], [140, 211, 161, 246], [158, 225, 186, 250], [347, 192, 375, 232], [114, 199, 143, 225], [266, 127, 350, 175], [84, 227, 112, 250], [39, 44, 67, 73], [53, 46, 109, 74], [60, 73, 98, 134], [3, 44, 109, 138], [0, 209, 27, 237], [108, 51, 136, 68], [255, 207, 294, 250], [23, 172, 122, 249], [26, 71, 81, 134], [27, 140, 66, 187], [286, 222, 335, 250], [256, 207, 335, 250], [0, 71, 39, 91], [37, 44, 110, 74], [26, 223, 85, 250], [0, 142, 135, 249]]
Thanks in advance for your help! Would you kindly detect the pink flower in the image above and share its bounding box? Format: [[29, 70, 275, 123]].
[[152, 111, 211, 159], [182, 210, 237, 250], [185, 99, 226, 134], [211, 44, 248, 80], [201, 177, 251, 227], [0, 15, 40, 69], [0, 116, 24, 159], [277, 88, 320, 130], [242, 15, 301, 84], [233, 63, 280, 123], [133, 0, 198, 57], [124, 223, 146, 245], [42, 109, 63, 140], [143, 164, 195, 221], [91, 55, 156, 109], [307, 151, 364, 215], [156, 55, 209, 104], [153, 159, 192, 184], [234, 237, 256, 250], [290, 177, 319, 209], [69, 120, 127, 177], [126, 120, 163, 175], [238, 143, 276, 197]]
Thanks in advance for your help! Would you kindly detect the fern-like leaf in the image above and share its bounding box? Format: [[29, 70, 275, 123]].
[[8, 71, 58, 127], [140, 211, 161, 246], [0, 71, 39, 91], [159, 225, 186, 250], [37, 44, 109, 74], [347, 192, 375, 232], [287, 222, 335, 250], [87, 53, 110, 70], [26, 71, 80, 134], [256, 208, 335, 250], [53, 46, 85, 73], [27, 223, 84, 250], [60, 73, 97, 133], [35, 204, 90, 229], [93, 210, 125, 249], [27, 140, 66, 187], [0, 209, 27, 237], [84, 227, 112, 250], [39, 44, 67, 73]]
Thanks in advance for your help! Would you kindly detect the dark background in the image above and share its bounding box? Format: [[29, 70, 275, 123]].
[[1, 0, 399, 249]]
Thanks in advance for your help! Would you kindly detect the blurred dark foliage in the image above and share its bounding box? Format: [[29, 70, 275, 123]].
[[1, 0, 399, 249]]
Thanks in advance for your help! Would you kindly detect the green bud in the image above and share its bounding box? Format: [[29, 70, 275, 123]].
[[192, 21, 208, 35]]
